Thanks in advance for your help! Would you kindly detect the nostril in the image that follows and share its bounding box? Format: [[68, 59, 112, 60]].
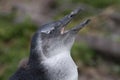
[[69, 14, 74, 18], [69, 8, 82, 18], [70, 11, 77, 17]]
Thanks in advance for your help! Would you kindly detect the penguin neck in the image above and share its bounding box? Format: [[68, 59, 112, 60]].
[[28, 33, 46, 66], [28, 32, 72, 66]]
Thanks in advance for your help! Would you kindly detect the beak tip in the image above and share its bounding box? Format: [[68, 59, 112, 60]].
[[70, 8, 83, 17], [85, 19, 91, 24]]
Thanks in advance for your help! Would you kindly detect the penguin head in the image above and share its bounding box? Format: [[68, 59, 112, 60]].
[[31, 8, 90, 57]]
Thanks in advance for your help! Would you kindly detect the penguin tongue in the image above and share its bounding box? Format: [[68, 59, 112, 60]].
[[61, 27, 65, 34]]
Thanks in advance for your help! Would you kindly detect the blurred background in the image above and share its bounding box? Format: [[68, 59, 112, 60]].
[[0, 0, 120, 80]]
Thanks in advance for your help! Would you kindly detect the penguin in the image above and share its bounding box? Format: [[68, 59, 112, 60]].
[[9, 8, 90, 80]]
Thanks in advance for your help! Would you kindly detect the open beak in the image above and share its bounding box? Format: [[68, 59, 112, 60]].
[[58, 8, 91, 35]]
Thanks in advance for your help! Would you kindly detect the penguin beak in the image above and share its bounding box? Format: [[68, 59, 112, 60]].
[[58, 8, 90, 35]]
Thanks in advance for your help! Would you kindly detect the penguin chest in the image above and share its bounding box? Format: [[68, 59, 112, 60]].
[[43, 54, 78, 80]]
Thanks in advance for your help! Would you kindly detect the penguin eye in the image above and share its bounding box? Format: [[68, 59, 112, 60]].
[[40, 27, 55, 34]]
